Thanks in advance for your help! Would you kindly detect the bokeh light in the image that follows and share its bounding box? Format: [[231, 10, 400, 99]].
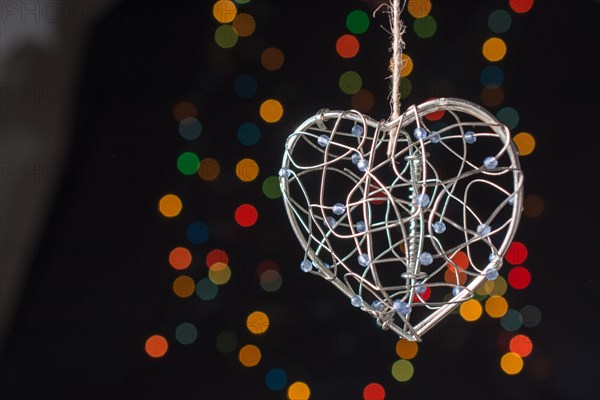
[[261, 47, 284, 71], [510, 334, 533, 357], [246, 311, 270, 335], [485, 295, 509, 318], [179, 117, 202, 140], [363, 382, 385, 400], [336, 34, 360, 59], [237, 122, 261, 146], [265, 368, 288, 391], [413, 15, 437, 38], [483, 37, 507, 62], [395, 339, 418, 359], [480, 276, 508, 297], [208, 262, 232, 285], [215, 25, 239, 49], [198, 157, 221, 181], [513, 132, 536, 156], [177, 152, 200, 176], [236, 158, 259, 182], [206, 249, 229, 268], [497, 107, 520, 129], [400, 77, 412, 99], [213, 0, 237, 23], [145, 335, 168, 358], [196, 278, 219, 300], [260, 270, 283, 292], [239, 344, 261, 367], [444, 268, 467, 285], [500, 352, 524, 375], [186, 221, 209, 244], [173, 101, 197, 122], [347, 10, 370, 34], [235, 204, 258, 227], [352, 89, 375, 112], [460, 299, 483, 321], [501, 309, 523, 331], [524, 194, 545, 217], [521, 305, 542, 328], [159, 194, 182, 217], [505, 241, 528, 265], [175, 322, 198, 345], [391, 359, 414, 382], [173, 275, 196, 298], [169, 247, 192, 270], [510, 0, 534, 14], [288, 382, 311, 400], [234, 74, 258, 98], [480, 65, 504, 86], [232, 13, 255, 37], [508, 266, 531, 290], [488, 9, 512, 33], [262, 176, 282, 199], [339, 71, 362, 94], [481, 85, 505, 107], [216, 331, 238, 353], [400, 54, 413, 77], [448, 250, 469, 272], [408, 0, 432, 18], [260, 99, 284, 123]]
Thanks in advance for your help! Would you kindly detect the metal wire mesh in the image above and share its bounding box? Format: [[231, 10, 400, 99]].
[[280, 98, 524, 341]]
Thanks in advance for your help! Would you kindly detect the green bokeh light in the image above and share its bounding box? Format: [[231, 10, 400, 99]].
[[346, 10, 370, 34], [262, 176, 281, 199], [339, 71, 362, 95], [413, 15, 437, 39], [177, 152, 200, 175], [215, 25, 238, 49], [175, 322, 198, 345]]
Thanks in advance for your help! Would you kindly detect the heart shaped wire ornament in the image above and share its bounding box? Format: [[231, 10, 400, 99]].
[[279, 1, 524, 341]]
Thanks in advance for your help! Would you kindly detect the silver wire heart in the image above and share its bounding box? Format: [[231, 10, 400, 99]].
[[280, 98, 524, 341]]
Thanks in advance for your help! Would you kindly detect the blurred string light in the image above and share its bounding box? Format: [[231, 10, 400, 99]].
[[157, 1, 299, 392], [478, 1, 540, 377]]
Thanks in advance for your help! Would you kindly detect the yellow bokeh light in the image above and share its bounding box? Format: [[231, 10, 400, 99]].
[[483, 37, 507, 62], [513, 132, 536, 156], [246, 311, 270, 335], [408, 0, 432, 18], [260, 99, 284, 123], [460, 299, 483, 321], [500, 352, 524, 375], [173, 275, 195, 298], [400, 54, 414, 77], [159, 194, 182, 217], [232, 13, 255, 37], [235, 158, 259, 182], [239, 344, 261, 367], [288, 382, 311, 400], [485, 295, 509, 318], [208, 262, 231, 285], [395, 339, 418, 360], [391, 359, 414, 382], [213, 0, 237, 23], [482, 276, 508, 296]]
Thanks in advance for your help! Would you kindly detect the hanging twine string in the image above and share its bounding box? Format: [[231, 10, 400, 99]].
[[390, 0, 406, 120], [378, 0, 407, 156]]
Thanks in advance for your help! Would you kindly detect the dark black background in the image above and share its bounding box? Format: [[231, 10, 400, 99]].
[[1, 1, 599, 399]]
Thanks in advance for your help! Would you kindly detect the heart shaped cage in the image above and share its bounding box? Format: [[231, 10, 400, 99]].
[[280, 98, 524, 341]]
